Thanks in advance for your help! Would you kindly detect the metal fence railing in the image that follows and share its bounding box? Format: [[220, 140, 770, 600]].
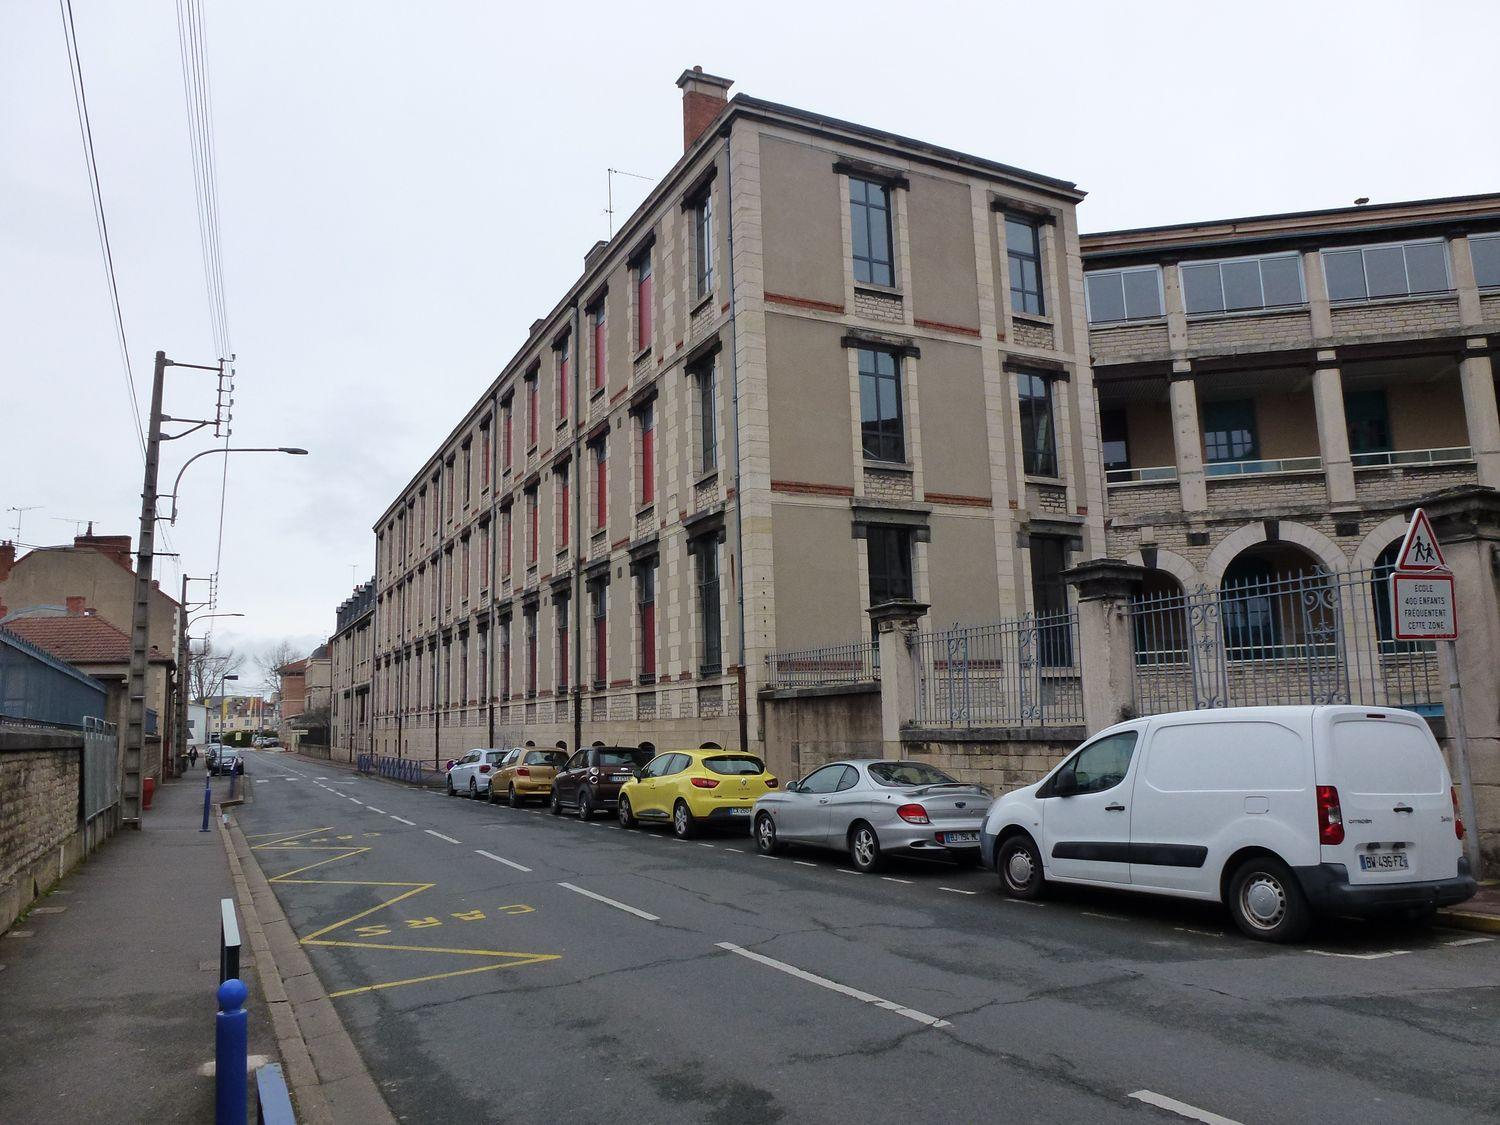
[[764, 641, 879, 689], [0, 626, 109, 728], [912, 613, 1083, 728], [1130, 566, 1441, 715], [82, 717, 119, 822]]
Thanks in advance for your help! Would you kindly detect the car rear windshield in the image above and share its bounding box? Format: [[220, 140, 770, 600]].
[[703, 755, 764, 775], [526, 751, 567, 767], [867, 762, 960, 788], [599, 749, 652, 768]]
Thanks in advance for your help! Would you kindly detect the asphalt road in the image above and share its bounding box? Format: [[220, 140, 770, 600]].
[[235, 750, 1500, 1125]]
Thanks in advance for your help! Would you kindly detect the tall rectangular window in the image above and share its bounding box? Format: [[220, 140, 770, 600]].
[[1085, 266, 1164, 323], [555, 594, 570, 693], [480, 421, 491, 486], [477, 629, 488, 703], [1202, 399, 1259, 464], [590, 582, 608, 689], [502, 400, 513, 469], [555, 335, 570, 420], [501, 506, 512, 577], [591, 303, 607, 390], [461, 536, 471, 599], [524, 606, 537, 697], [479, 523, 490, 589], [460, 634, 469, 705], [636, 561, 656, 683], [499, 617, 511, 698], [1100, 408, 1130, 474], [635, 252, 653, 351], [1017, 370, 1057, 477], [593, 439, 608, 530], [849, 178, 894, 287], [1005, 215, 1044, 316], [526, 488, 538, 563], [638, 402, 655, 505], [462, 443, 472, 506], [1323, 240, 1451, 302], [1181, 253, 1305, 315], [693, 190, 714, 298], [443, 640, 452, 708], [445, 459, 455, 518], [865, 526, 913, 606], [858, 348, 903, 462], [695, 539, 722, 675], [697, 361, 717, 473], [1472, 234, 1500, 289], [557, 467, 570, 548], [526, 371, 539, 446], [1345, 389, 1392, 456], [1029, 536, 1073, 667]]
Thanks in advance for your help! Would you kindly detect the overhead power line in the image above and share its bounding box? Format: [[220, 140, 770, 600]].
[[57, 0, 146, 460]]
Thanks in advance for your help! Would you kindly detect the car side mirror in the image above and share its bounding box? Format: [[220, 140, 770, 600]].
[[785, 781, 801, 793], [1052, 773, 1078, 798]]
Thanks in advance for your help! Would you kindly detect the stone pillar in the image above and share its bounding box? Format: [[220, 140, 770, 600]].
[[1458, 341, 1500, 488], [1420, 485, 1500, 875], [1311, 352, 1356, 504], [1168, 363, 1208, 511], [868, 599, 928, 759], [1063, 559, 1146, 735]]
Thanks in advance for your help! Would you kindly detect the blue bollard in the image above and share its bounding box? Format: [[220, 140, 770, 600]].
[[200, 773, 213, 832], [228, 769, 238, 801], [215, 978, 248, 1125]]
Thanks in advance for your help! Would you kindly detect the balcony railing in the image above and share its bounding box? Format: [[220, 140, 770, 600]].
[[1105, 465, 1178, 486], [1351, 445, 1472, 469], [1205, 455, 1322, 478]]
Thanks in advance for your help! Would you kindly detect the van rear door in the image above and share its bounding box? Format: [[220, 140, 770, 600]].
[[1317, 710, 1457, 884]]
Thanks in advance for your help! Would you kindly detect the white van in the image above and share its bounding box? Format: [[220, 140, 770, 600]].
[[978, 705, 1475, 941]]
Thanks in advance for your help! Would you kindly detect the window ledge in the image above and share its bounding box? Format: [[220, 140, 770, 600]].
[[1024, 473, 1065, 486], [694, 468, 719, 488], [690, 291, 715, 315], [1328, 292, 1457, 311], [864, 459, 914, 474], [1011, 312, 1054, 328], [635, 502, 655, 518], [1185, 304, 1309, 323], [590, 385, 606, 401], [633, 345, 654, 364], [854, 283, 904, 299], [1089, 316, 1167, 329]]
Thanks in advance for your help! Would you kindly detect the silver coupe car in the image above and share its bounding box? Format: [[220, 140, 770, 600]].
[[751, 760, 991, 872]]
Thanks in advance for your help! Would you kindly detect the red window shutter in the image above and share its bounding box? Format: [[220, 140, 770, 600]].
[[595, 615, 607, 684], [641, 414, 654, 505], [596, 451, 607, 529], [593, 313, 606, 390]]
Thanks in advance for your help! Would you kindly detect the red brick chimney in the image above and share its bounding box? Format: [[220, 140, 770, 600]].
[[74, 532, 133, 570], [0, 541, 14, 581], [66, 596, 86, 615], [676, 66, 733, 151]]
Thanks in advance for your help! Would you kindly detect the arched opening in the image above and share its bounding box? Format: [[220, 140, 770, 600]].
[[699, 741, 722, 750], [524, 739, 535, 748], [555, 740, 569, 751], [591, 740, 605, 748], [638, 741, 655, 754], [1220, 543, 1324, 656], [1131, 569, 1188, 663]]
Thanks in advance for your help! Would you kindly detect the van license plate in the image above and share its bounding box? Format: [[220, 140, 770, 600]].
[[943, 832, 979, 845], [1359, 852, 1409, 872]]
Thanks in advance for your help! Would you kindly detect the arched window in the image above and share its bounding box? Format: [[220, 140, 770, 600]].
[[1371, 540, 1401, 644], [1132, 570, 1187, 662], [1220, 544, 1323, 656]]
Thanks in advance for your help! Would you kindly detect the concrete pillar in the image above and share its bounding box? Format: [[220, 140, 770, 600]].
[[1168, 364, 1208, 511], [1063, 559, 1146, 735], [868, 599, 928, 758], [1421, 485, 1500, 876], [1449, 234, 1483, 327], [1311, 352, 1356, 504], [1458, 342, 1500, 488]]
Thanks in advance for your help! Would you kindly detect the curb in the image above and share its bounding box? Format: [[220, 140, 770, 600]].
[[216, 815, 397, 1125], [1437, 909, 1500, 935]]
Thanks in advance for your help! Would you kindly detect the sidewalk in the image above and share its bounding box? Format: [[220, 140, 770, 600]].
[[0, 765, 275, 1123], [1441, 879, 1500, 934]]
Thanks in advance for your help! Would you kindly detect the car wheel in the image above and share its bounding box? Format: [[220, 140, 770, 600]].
[[672, 800, 695, 839], [849, 822, 883, 873], [577, 788, 594, 821], [754, 812, 782, 854], [618, 795, 637, 829], [446, 777, 456, 797], [507, 784, 521, 809], [1227, 855, 1310, 943], [487, 781, 500, 805], [997, 834, 1046, 899], [468, 779, 478, 800], [550, 789, 563, 816]]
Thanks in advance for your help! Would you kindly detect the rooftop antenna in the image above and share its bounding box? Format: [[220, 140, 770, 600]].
[[605, 168, 654, 237], [5, 505, 41, 540], [50, 516, 94, 536], [350, 563, 359, 587]]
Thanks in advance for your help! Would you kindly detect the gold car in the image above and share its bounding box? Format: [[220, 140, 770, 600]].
[[489, 746, 569, 807], [617, 749, 778, 837]]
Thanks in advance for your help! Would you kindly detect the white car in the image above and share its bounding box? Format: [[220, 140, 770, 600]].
[[979, 705, 1476, 942], [446, 747, 507, 799]]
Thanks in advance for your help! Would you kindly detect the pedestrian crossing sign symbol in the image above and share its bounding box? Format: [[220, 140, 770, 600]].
[[1394, 508, 1447, 572]]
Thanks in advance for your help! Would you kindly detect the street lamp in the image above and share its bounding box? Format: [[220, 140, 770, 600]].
[[165, 447, 309, 524]]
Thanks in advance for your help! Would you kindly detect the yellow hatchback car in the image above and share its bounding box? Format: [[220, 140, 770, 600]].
[[617, 749, 778, 837]]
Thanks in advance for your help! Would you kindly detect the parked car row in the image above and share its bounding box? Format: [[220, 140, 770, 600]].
[[439, 706, 1478, 943]]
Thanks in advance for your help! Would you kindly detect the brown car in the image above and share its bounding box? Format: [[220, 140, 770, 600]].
[[550, 746, 655, 820], [488, 746, 568, 807]]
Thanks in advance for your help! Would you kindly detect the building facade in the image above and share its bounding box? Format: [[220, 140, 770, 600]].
[[367, 69, 1105, 764], [1086, 194, 1500, 594], [330, 581, 374, 762]]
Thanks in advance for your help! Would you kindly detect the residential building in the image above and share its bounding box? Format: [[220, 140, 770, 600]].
[[1086, 193, 1500, 596], [276, 658, 309, 723], [329, 580, 374, 763], [368, 68, 1103, 763], [304, 644, 331, 717]]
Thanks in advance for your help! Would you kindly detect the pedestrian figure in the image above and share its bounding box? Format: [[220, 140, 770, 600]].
[[189, 746, 199, 768]]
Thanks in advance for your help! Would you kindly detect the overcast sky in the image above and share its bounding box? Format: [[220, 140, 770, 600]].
[[5, 0, 1498, 666]]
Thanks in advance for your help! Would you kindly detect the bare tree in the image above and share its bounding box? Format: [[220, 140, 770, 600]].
[[255, 640, 303, 695], [189, 639, 244, 702]]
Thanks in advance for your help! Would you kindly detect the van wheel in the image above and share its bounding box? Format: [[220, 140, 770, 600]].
[[1227, 856, 1310, 942], [997, 835, 1046, 899]]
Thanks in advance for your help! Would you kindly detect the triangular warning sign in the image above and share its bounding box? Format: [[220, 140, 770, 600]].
[[1395, 507, 1447, 571]]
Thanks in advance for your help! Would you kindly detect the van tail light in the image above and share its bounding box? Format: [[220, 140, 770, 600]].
[[766, 777, 778, 788], [517, 766, 530, 777], [1316, 785, 1344, 845], [479, 764, 490, 773], [691, 777, 720, 789], [1452, 786, 1465, 840], [897, 803, 930, 825]]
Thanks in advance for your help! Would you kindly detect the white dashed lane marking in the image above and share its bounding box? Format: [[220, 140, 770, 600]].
[[558, 883, 660, 922], [475, 850, 532, 873], [940, 887, 978, 896], [366, 807, 385, 815], [1128, 1090, 1243, 1125], [1445, 936, 1493, 947], [424, 830, 461, 844], [715, 942, 951, 1029], [390, 816, 416, 826]]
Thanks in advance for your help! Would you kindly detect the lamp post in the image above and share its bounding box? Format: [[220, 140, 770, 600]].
[[180, 607, 244, 774], [165, 447, 308, 525]]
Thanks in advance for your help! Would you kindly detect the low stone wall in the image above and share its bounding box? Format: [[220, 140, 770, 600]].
[[759, 684, 882, 783], [900, 726, 1083, 794], [0, 728, 114, 934]]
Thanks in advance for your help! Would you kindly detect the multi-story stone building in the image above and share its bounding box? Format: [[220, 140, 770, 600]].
[[368, 68, 1105, 763], [330, 580, 374, 762], [1086, 193, 1500, 593]]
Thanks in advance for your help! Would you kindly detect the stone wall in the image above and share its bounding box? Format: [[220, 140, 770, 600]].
[[1329, 297, 1461, 340], [1090, 322, 1169, 362], [1185, 310, 1312, 353], [758, 684, 882, 784], [899, 726, 1082, 792]]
